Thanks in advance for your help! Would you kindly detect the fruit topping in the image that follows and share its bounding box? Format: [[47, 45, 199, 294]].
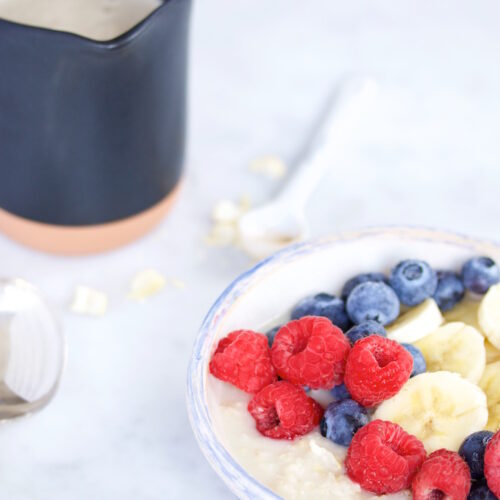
[[209, 330, 277, 393], [462, 257, 500, 295], [390, 259, 438, 307], [401, 343, 427, 377], [458, 431, 494, 481], [433, 270, 466, 312], [484, 430, 500, 498], [346, 281, 400, 325], [412, 449, 471, 500], [413, 322, 485, 383], [344, 335, 412, 407], [344, 320, 387, 345], [341, 272, 388, 300], [345, 419, 426, 494], [271, 316, 350, 390], [247, 381, 323, 440], [374, 372, 488, 453], [320, 399, 369, 447], [291, 293, 351, 331], [387, 298, 443, 343]]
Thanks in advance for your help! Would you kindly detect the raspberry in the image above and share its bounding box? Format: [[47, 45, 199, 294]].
[[270, 316, 350, 390], [412, 449, 471, 500], [247, 381, 323, 440], [485, 431, 500, 498], [344, 335, 413, 407], [209, 330, 277, 393], [346, 419, 426, 494]]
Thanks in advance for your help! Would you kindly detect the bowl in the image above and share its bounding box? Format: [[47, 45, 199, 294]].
[[187, 227, 500, 499]]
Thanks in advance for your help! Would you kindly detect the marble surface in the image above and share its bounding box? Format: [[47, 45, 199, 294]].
[[2, 1, 500, 498]]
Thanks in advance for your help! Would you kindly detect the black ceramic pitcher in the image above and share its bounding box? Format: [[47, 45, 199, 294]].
[[0, 0, 191, 254]]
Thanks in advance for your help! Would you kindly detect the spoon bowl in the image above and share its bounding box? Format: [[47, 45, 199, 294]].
[[0, 279, 65, 420]]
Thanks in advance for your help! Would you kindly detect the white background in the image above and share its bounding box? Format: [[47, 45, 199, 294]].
[[2, 1, 500, 499]]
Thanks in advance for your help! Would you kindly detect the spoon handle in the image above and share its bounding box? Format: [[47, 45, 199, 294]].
[[276, 77, 378, 211]]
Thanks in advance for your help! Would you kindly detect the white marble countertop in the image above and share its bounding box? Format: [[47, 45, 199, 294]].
[[2, 1, 500, 498]]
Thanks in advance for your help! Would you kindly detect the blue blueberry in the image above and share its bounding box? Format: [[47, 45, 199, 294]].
[[389, 259, 438, 306], [468, 481, 497, 500], [341, 272, 389, 300], [462, 257, 500, 295], [266, 326, 281, 347], [330, 383, 351, 401], [345, 320, 387, 345], [401, 343, 426, 377], [291, 293, 351, 331], [320, 399, 369, 447], [433, 271, 466, 311], [346, 282, 400, 325], [458, 430, 494, 481]]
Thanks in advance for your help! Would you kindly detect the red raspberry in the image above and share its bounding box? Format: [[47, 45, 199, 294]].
[[209, 330, 277, 393], [412, 449, 471, 500], [346, 419, 426, 494], [247, 381, 323, 440], [344, 335, 412, 407], [270, 316, 350, 390], [485, 430, 500, 498]]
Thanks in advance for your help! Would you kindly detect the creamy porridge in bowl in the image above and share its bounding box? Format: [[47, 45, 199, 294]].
[[187, 227, 500, 499]]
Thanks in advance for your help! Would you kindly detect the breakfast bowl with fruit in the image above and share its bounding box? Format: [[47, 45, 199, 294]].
[[187, 227, 500, 499]]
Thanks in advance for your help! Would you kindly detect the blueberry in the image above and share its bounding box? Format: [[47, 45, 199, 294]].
[[291, 293, 351, 331], [346, 282, 400, 325], [330, 383, 351, 401], [320, 399, 369, 447], [266, 326, 281, 347], [458, 430, 494, 481], [462, 257, 500, 295], [468, 480, 497, 500], [389, 259, 438, 306], [433, 271, 466, 311], [345, 320, 387, 345], [341, 272, 389, 300], [401, 343, 426, 377]]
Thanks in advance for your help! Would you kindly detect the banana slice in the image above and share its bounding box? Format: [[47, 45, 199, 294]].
[[444, 297, 482, 332], [374, 371, 488, 453], [479, 361, 500, 432], [485, 341, 500, 364], [387, 298, 443, 343], [479, 284, 500, 350], [413, 322, 486, 383]]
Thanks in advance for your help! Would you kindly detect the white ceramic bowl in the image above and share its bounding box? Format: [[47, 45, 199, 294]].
[[186, 227, 500, 499]]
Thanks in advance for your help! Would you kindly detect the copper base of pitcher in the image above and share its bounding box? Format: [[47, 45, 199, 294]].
[[0, 183, 181, 255]]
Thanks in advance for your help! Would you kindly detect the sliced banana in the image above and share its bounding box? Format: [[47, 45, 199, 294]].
[[479, 284, 500, 350], [387, 298, 443, 343], [485, 341, 500, 364], [444, 296, 482, 332], [479, 361, 500, 432], [413, 322, 486, 383], [374, 371, 488, 453]]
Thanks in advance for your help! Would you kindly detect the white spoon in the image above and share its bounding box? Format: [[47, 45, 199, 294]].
[[238, 77, 378, 259]]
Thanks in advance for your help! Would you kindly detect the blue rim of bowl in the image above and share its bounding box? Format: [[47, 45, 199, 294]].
[[186, 226, 500, 499]]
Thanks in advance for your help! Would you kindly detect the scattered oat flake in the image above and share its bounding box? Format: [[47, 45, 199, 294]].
[[239, 194, 252, 212], [204, 222, 237, 246], [70, 286, 108, 316], [170, 278, 186, 290], [212, 199, 242, 224], [249, 155, 287, 179], [129, 269, 166, 300]]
